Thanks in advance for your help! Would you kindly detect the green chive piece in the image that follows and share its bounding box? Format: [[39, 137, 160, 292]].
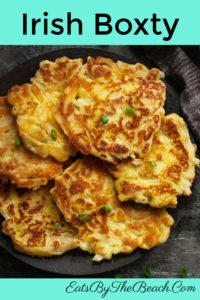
[[54, 222, 61, 230], [51, 129, 57, 141], [2, 259, 13, 269], [15, 137, 22, 147], [78, 214, 90, 222], [103, 205, 111, 213], [134, 203, 141, 209], [144, 267, 152, 278], [100, 115, 109, 125], [74, 104, 80, 109], [149, 160, 157, 168], [149, 206, 155, 212], [114, 273, 122, 278], [181, 266, 188, 278], [126, 107, 135, 115]]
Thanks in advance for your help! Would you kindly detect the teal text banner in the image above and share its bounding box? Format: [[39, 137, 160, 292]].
[[0, 278, 200, 299], [0, 0, 199, 45]]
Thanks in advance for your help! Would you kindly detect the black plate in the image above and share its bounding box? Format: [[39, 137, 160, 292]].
[[0, 47, 199, 276]]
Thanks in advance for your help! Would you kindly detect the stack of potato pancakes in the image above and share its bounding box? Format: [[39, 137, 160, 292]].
[[0, 56, 199, 261]]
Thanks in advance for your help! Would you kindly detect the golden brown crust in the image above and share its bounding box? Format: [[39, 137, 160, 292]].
[[74, 204, 174, 261], [57, 56, 166, 163], [51, 156, 118, 223], [7, 57, 82, 162], [32, 57, 83, 89], [0, 97, 62, 189], [51, 156, 174, 261], [107, 113, 199, 208], [0, 183, 78, 257]]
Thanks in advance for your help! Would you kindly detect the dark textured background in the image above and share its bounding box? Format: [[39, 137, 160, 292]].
[[0, 45, 199, 278]]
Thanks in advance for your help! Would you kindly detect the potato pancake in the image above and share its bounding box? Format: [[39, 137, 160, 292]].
[[0, 184, 78, 257], [51, 156, 174, 261], [51, 156, 118, 224], [57, 56, 166, 163], [107, 114, 199, 208], [7, 57, 82, 162], [0, 97, 62, 189]]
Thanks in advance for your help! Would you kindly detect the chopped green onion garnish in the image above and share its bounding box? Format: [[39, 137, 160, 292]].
[[51, 129, 57, 141], [74, 104, 80, 109], [144, 267, 152, 278], [15, 137, 22, 147], [103, 205, 111, 213], [181, 266, 188, 278], [149, 206, 155, 212], [134, 203, 141, 209], [78, 214, 90, 222], [114, 273, 122, 278], [54, 222, 61, 230], [149, 160, 157, 168], [100, 115, 109, 125], [126, 107, 135, 115]]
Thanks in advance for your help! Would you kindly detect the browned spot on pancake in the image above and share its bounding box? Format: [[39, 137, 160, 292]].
[[113, 144, 129, 154], [164, 119, 189, 169], [122, 237, 137, 247], [128, 221, 143, 231], [144, 127, 154, 141], [167, 165, 182, 180], [93, 65, 112, 78], [143, 233, 156, 247], [152, 183, 176, 195], [139, 108, 150, 116], [53, 180, 69, 211], [142, 143, 150, 153], [154, 115, 160, 124], [156, 153, 162, 161], [70, 136, 91, 154], [100, 140, 108, 147], [53, 241, 60, 249], [146, 69, 161, 81], [20, 201, 29, 210], [114, 229, 123, 237], [29, 205, 43, 214], [120, 181, 143, 195], [64, 173, 70, 179], [0, 184, 9, 205], [165, 119, 180, 139], [7, 204, 14, 215], [69, 178, 89, 195]]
